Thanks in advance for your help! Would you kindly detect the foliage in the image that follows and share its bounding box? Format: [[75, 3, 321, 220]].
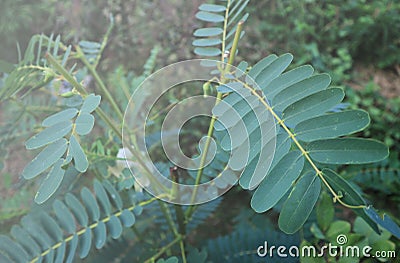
[[205, 209, 300, 262], [0, 0, 399, 262], [304, 193, 397, 262], [343, 82, 400, 219], [0, 178, 143, 263], [0, 0, 57, 64], [346, 82, 400, 153], [246, 0, 400, 84]]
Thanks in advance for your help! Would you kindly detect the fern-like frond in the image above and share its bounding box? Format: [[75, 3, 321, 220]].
[[346, 159, 400, 194], [0, 180, 143, 263], [206, 221, 299, 262], [193, 0, 249, 61], [148, 196, 222, 234], [0, 34, 71, 101], [143, 46, 160, 77], [22, 94, 101, 204], [211, 53, 391, 235]]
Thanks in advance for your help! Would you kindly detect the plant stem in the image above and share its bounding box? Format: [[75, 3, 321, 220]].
[[143, 235, 183, 263], [179, 240, 187, 263], [48, 52, 123, 138], [93, 15, 114, 69], [76, 45, 124, 121], [185, 20, 244, 220], [46, 53, 87, 96], [159, 201, 179, 237], [220, 0, 231, 58], [170, 167, 186, 236]]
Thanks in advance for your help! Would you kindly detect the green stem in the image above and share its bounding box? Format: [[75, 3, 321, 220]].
[[45, 53, 87, 96], [220, 0, 231, 59], [76, 45, 124, 121], [170, 167, 186, 235], [179, 240, 187, 263], [93, 15, 114, 69], [185, 20, 244, 220], [143, 235, 183, 263], [158, 201, 179, 237]]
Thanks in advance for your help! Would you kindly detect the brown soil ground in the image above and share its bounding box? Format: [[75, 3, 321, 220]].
[[348, 64, 400, 99]]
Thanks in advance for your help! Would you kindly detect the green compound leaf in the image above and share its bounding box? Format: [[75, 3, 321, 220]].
[[80, 94, 101, 113], [75, 113, 95, 135], [212, 50, 391, 234], [34, 159, 65, 204], [26, 121, 72, 150], [308, 138, 389, 164], [193, 0, 249, 60], [295, 110, 370, 142], [22, 138, 68, 179], [279, 171, 321, 234], [69, 135, 88, 172], [251, 150, 304, 213], [1, 177, 142, 262], [42, 108, 79, 127]]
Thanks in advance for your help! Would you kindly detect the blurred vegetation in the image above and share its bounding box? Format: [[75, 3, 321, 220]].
[[246, 0, 400, 80], [2, 0, 399, 75]]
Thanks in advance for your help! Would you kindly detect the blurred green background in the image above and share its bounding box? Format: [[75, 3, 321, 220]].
[[2, 0, 400, 82]]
